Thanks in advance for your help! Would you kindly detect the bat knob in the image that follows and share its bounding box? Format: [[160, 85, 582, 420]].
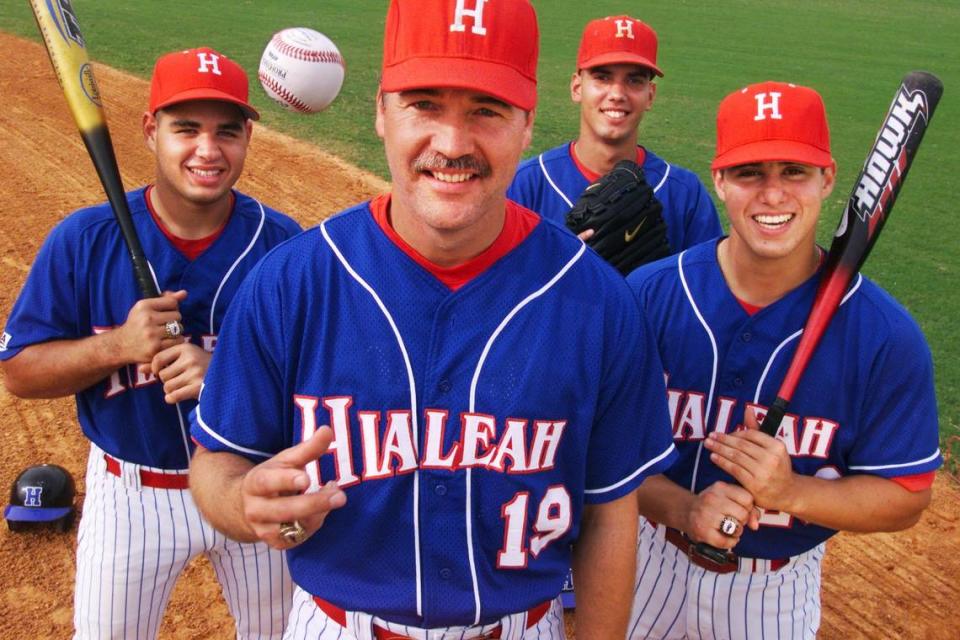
[[692, 541, 734, 565]]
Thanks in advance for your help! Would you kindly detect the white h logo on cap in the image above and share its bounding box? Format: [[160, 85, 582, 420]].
[[754, 92, 783, 121], [196, 52, 222, 75], [614, 19, 635, 39], [24, 486, 42, 507], [450, 0, 488, 35]]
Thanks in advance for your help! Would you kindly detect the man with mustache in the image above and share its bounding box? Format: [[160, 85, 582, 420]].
[[187, 1, 677, 638]]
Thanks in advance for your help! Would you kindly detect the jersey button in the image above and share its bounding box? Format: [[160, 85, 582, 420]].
[[434, 482, 447, 496], [439, 568, 452, 580], [741, 332, 752, 342], [733, 376, 744, 387], [438, 380, 452, 393]]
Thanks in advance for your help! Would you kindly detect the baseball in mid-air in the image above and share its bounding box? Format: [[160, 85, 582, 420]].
[[258, 27, 345, 114]]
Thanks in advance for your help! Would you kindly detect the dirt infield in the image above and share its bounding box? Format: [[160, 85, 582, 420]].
[[0, 32, 957, 639]]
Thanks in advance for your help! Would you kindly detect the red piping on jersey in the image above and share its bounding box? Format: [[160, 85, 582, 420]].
[[369, 194, 539, 291], [145, 185, 232, 261], [570, 142, 647, 183]]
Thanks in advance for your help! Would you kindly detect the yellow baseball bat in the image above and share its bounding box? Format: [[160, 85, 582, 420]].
[[29, 0, 163, 302]]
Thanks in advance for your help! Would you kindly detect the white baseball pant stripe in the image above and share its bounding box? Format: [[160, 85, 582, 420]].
[[629, 517, 823, 639], [73, 444, 293, 639], [282, 586, 566, 639]]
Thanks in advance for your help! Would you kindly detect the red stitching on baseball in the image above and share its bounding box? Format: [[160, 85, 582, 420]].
[[271, 33, 345, 68], [258, 71, 314, 113]]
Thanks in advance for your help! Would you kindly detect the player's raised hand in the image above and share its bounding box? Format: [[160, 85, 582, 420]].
[[685, 481, 758, 549], [240, 427, 347, 549], [705, 411, 798, 513], [115, 290, 187, 363]]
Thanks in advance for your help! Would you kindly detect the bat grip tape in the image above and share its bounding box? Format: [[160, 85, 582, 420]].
[[760, 397, 789, 437]]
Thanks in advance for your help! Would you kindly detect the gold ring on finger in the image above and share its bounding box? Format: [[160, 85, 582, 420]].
[[163, 321, 182, 339], [719, 515, 739, 537], [279, 520, 307, 545]]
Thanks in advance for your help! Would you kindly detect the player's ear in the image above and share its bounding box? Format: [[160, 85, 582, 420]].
[[821, 159, 837, 199], [647, 81, 657, 110], [712, 169, 728, 202], [143, 111, 158, 152], [375, 88, 386, 140], [521, 109, 535, 150], [570, 71, 583, 104]]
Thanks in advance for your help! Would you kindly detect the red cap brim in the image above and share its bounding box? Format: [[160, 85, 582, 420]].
[[578, 52, 663, 77], [382, 58, 536, 111], [152, 88, 260, 121], [711, 140, 832, 170]]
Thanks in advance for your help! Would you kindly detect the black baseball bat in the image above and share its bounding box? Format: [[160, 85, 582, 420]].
[[694, 71, 944, 565]]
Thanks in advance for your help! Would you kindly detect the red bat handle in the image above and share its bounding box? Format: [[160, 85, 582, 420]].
[[759, 266, 852, 436]]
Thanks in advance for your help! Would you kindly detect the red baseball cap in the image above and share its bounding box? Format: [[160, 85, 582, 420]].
[[577, 15, 662, 77], [712, 81, 832, 170], [380, 0, 538, 111], [149, 47, 259, 120]]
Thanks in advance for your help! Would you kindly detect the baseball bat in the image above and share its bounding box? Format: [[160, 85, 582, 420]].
[[29, 0, 165, 305], [694, 71, 944, 565]]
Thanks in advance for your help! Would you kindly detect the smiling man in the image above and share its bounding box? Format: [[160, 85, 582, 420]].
[[508, 14, 721, 254], [0, 48, 301, 638], [187, 1, 677, 638], [624, 81, 941, 639]]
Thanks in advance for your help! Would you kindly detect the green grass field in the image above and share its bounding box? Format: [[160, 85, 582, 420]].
[[1, 1, 957, 451]]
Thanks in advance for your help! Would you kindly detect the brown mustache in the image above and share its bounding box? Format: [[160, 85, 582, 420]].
[[412, 152, 491, 178]]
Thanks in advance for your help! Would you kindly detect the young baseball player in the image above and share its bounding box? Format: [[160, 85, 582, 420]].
[[187, 1, 677, 638], [507, 14, 721, 253], [625, 81, 942, 638], [0, 48, 302, 638]]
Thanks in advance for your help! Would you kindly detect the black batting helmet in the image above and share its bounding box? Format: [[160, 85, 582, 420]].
[[4, 464, 76, 532]]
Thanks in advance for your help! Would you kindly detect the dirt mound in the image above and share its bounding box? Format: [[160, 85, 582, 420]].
[[0, 32, 956, 639]]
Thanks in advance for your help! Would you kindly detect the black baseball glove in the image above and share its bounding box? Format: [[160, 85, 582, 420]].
[[565, 159, 671, 275]]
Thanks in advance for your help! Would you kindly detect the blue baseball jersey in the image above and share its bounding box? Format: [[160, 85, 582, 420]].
[[0, 188, 302, 470], [191, 200, 677, 627], [627, 240, 942, 559], [507, 143, 722, 252]]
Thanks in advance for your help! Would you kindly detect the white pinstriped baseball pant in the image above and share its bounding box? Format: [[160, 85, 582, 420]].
[[629, 517, 824, 640], [73, 444, 292, 639]]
